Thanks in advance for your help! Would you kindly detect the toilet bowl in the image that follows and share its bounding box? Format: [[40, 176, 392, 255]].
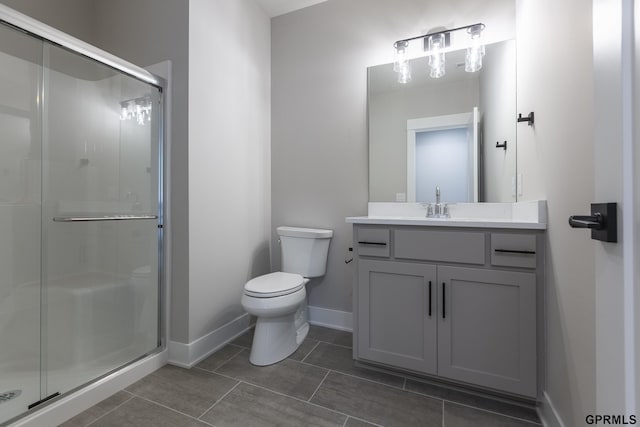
[[241, 272, 310, 365], [241, 226, 332, 366]]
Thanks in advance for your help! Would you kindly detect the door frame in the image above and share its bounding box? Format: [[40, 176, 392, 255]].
[[406, 109, 479, 202], [593, 0, 639, 415]]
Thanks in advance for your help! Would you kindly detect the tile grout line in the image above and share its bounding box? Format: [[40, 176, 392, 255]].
[[193, 344, 244, 375], [132, 394, 217, 427], [345, 416, 386, 427], [296, 360, 406, 392], [196, 381, 242, 419], [300, 341, 321, 363], [316, 340, 353, 350], [307, 369, 331, 403], [213, 374, 370, 423], [399, 384, 541, 424], [83, 393, 135, 427], [206, 346, 246, 372]]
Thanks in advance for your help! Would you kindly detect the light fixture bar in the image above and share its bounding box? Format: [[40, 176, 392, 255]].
[[393, 22, 485, 48]]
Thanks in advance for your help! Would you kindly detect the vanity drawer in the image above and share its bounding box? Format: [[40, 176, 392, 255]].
[[356, 227, 390, 257], [491, 233, 537, 269], [394, 229, 485, 264]]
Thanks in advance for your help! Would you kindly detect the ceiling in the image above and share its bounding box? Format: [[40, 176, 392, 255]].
[[255, 0, 328, 17]]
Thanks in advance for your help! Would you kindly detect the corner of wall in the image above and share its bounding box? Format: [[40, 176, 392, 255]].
[[538, 392, 567, 427]]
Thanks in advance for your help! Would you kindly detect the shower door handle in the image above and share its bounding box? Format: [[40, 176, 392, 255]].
[[53, 215, 158, 222]]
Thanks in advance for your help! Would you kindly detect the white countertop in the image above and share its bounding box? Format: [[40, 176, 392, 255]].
[[346, 200, 548, 230], [345, 216, 547, 230]]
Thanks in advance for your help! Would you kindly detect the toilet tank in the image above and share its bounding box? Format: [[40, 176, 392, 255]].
[[277, 226, 333, 278]]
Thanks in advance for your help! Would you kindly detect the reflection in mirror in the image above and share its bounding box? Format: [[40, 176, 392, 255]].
[[368, 40, 516, 203]]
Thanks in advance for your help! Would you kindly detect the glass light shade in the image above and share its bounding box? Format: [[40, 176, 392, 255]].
[[465, 25, 485, 72], [428, 34, 446, 78], [393, 41, 408, 72], [397, 60, 411, 84]]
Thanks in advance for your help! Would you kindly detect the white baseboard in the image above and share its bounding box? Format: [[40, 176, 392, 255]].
[[308, 305, 352, 332], [11, 350, 167, 427], [167, 313, 252, 368], [538, 391, 566, 427]]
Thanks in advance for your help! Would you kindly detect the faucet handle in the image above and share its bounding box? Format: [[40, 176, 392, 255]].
[[426, 203, 435, 217]]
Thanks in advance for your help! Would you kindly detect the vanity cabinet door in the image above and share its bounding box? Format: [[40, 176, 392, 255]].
[[357, 259, 437, 374], [437, 266, 537, 397]]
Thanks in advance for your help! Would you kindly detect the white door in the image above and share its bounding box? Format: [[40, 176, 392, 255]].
[[592, 0, 639, 416]]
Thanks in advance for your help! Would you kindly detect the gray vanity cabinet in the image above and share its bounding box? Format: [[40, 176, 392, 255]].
[[437, 266, 536, 397], [353, 225, 541, 398], [357, 259, 437, 374]]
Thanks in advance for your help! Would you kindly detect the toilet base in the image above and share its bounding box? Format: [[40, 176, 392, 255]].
[[249, 308, 309, 366]]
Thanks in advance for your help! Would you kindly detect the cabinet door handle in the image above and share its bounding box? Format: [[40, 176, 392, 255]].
[[442, 282, 446, 319], [428, 281, 432, 317]]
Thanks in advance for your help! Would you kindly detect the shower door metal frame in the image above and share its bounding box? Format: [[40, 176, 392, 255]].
[[0, 3, 168, 421]]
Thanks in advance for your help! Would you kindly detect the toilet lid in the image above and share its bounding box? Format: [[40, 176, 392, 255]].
[[244, 272, 305, 297]]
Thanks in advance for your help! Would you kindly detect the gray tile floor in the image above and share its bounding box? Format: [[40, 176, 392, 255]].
[[60, 326, 541, 427]]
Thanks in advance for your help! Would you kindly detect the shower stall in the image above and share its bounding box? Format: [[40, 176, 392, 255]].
[[0, 7, 164, 425]]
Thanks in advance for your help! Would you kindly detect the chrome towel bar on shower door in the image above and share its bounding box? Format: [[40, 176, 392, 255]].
[[53, 214, 158, 222]]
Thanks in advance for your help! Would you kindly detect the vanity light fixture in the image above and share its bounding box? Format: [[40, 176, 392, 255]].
[[393, 22, 486, 83]]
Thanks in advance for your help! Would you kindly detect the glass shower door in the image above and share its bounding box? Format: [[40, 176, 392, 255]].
[[41, 42, 161, 397], [0, 22, 43, 425]]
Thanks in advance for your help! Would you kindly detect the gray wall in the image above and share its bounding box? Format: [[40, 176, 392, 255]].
[[91, 0, 191, 344], [187, 0, 271, 342], [516, 0, 595, 425], [271, 0, 516, 312], [0, 0, 97, 43]]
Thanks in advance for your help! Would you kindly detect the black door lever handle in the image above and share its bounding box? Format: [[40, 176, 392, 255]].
[[568, 203, 617, 242], [568, 213, 604, 230]]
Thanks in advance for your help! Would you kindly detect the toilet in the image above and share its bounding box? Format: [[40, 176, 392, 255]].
[[241, 226, 332, 366]]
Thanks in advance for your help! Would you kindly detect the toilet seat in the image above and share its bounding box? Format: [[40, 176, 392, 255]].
[[244, 272, 305, 298]]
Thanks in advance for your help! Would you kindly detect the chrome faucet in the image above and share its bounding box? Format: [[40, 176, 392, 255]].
[[434, 185, 443, 217], [426, 185, 449, 218]]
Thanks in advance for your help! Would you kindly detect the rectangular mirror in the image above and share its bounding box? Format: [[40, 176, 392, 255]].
[[368, 39, 516, 203]]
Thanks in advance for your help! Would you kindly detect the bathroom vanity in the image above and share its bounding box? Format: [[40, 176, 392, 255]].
[[347, 202, 546, 399]]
